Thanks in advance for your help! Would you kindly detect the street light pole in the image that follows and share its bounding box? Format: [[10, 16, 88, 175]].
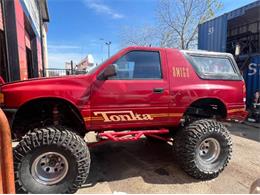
[[105, 41, 111, 58], [99, 38, 104, 62]]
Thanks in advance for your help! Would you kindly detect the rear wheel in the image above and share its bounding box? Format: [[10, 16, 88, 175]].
[[173, 119, 232, 179], [14, 126, 90, 194]]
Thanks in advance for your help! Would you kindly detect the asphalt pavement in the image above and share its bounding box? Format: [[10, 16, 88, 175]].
[[228, 122, 260, 142], [11, 122, 260, 193]]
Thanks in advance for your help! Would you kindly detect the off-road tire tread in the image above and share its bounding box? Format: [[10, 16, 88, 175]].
[[173, 119, 232, 180], [14, 126, 90, 194]]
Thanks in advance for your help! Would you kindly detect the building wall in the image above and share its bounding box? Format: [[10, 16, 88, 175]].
[[42, 24, 48, 74], [0, 2, 3, 31], [198, 1, 260, 53], [0, 1, 8, 82], [37, 38, 42, 76], [198, 14, 228, 52], [14, 0, 28, 80], [0, 0, 48, 82]]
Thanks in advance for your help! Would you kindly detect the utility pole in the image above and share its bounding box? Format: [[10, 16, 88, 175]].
[[70, 60, 73, 75], [105, 41, 111, 58], [99, 38, 104, 62]]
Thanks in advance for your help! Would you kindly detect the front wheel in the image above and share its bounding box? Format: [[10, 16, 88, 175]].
[[173, 119, 232, 180], [13, 126, 90, 194]]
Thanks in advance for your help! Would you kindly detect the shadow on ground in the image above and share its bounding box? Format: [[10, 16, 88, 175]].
[[81, 139, 200, 189], [228, 122, 260, 142]]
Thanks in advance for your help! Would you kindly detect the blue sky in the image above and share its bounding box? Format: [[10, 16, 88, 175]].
[[47, 0, 257, 68]]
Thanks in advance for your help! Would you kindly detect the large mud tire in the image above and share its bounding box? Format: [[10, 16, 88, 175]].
[[14, 126, 90, 194], [173, 119, 232, 179]]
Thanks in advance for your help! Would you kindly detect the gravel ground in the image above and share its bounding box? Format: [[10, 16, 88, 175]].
[[78, 133, 260, 194]]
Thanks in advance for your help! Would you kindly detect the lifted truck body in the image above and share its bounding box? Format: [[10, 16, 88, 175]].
[[1, 47, 247, 132], [0, 46, 247, 194]]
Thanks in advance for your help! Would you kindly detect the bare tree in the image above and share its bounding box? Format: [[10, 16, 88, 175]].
[[157, 0, 222, 49], [120, 25, 158, 47], [120, 0, 222, 49]]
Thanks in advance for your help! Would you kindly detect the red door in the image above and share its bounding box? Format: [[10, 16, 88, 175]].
[[90, 50, 170, 130]]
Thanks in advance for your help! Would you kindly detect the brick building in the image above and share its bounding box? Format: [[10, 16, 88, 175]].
[[0, 0, 49, 82]]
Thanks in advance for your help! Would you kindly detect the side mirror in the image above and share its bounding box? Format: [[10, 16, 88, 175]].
[[98, 64, 117, 80]]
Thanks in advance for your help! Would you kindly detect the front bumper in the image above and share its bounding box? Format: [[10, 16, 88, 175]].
[[2, 108, 17, 128]]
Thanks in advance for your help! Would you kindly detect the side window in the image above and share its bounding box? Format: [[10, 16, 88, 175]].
[[110, 51, 162, 80], [190, 56, 236, 75]]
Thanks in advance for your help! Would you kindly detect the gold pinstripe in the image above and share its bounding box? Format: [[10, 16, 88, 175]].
[[227, 108, 245, 113], [84, 113, 183, 121]]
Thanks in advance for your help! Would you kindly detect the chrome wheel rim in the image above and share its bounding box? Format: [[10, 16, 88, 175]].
[[198, 138, 220, 163], [31, 152, 69, 185]]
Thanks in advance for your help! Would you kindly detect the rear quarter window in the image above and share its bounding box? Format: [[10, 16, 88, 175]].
[[186, 54, 242, 80]]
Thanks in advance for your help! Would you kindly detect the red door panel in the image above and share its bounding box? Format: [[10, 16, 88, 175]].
[[90, 50, 170, 130]]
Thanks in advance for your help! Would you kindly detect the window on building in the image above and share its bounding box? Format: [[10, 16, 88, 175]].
[[110, 51, 162, 80], [239, 25, 247, 34], [248, 22, 258, 33], [231, 28, 238, 36]]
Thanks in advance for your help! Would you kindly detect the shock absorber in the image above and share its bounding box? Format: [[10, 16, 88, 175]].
[[52, 105, 60, 126]]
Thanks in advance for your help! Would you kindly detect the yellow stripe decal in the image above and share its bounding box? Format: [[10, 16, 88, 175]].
[[227, 108, 245, 114], [84, 113, 182, 122]]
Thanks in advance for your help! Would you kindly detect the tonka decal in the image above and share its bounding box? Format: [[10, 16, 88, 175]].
[[93, 111, 153, 122]]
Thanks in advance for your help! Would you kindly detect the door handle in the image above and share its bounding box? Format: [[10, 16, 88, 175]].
[[153, 88, 164, 94]]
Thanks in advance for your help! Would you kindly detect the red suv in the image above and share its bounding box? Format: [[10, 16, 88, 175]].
[[0, 47, 247, 193]]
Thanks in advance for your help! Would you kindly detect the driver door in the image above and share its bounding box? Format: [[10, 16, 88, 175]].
[[90, 50, 170, 130]]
